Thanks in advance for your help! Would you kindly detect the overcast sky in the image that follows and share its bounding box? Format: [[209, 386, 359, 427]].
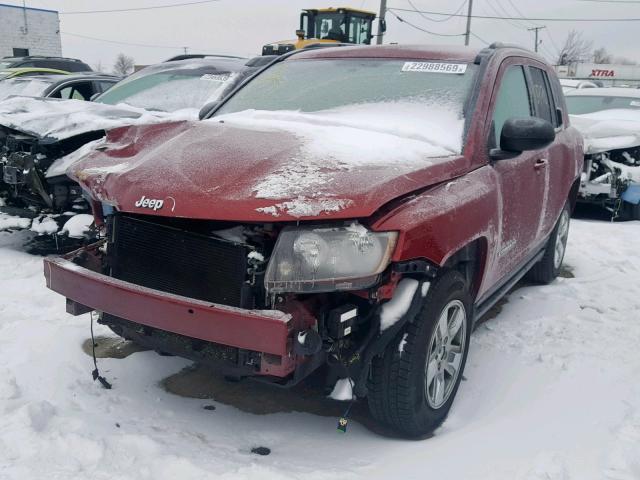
[[4, 0, 640, 70]]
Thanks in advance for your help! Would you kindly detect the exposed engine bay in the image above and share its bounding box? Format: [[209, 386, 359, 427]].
[[0, 125, 101, 214], [579, 145, 640, 218]]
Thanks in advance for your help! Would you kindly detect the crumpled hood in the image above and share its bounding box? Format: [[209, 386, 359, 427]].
[[570, 109, 640, 154], [68, 109, 472, 222], [0, 96, 196, 142]]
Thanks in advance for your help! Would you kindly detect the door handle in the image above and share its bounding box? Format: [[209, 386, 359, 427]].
[[534, 158, 548, 169]]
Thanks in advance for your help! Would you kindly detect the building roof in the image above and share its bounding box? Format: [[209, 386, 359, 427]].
[[0, 3, 58, 14]]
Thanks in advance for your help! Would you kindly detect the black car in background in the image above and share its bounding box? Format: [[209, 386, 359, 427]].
[[0, 56, 92, 72]]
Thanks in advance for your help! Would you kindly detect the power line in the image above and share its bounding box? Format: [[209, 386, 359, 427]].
[[388, 6, 640, 21], [60, 0, 221, 15], [470, 31, 489, 45], [485, 0, 527, 29], [527, 25, 546, 53], [386, 9, 466, 36], [61, 31, 184, 50], [544, 29, 561, 56], [504, 0, 543, 27], [405, 0, 468, 23]]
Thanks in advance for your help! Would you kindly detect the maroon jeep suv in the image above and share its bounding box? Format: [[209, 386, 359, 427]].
[[44, 43, 583, 437]]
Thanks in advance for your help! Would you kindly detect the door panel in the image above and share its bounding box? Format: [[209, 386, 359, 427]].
[[489, 62, 547, 280]]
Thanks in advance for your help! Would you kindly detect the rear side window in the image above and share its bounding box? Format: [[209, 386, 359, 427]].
[[492, 65, 532, 149], [529, 67, 556, 126], [98, 81, 117, 93]]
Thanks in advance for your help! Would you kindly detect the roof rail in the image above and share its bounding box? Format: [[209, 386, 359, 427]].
[[1, 55, 85, 63], [474, 42, 533, 64], [488, 42, 530, 52], [164, 54, 245, 62]]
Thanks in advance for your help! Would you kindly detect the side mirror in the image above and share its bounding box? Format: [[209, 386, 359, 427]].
[[380, 19, 387, 33], [198, 100, 220, 120], [491, 116, 555, 159]]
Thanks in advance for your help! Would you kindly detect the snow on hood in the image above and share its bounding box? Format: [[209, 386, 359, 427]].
[[570, 109, 640, 154], [66, 108, 471, 221], [214, 102, 464, 164], [212, 104, 464, 217], [0, 96, 197, 142]]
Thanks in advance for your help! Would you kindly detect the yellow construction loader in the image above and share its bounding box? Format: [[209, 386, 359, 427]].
[[262, 7, 377, 55]]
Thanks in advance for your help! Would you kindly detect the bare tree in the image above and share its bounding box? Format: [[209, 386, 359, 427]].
[[113, 53, 135, 76], [92, 60, 104, 72], [557, 30, 593, 65], [593, 47, 612, 64]]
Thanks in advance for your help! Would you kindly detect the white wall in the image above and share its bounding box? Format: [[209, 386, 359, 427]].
[[0, 4, 62, 58]]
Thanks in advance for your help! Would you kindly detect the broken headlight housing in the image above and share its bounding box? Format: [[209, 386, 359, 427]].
[[265, 223, 397, 294]]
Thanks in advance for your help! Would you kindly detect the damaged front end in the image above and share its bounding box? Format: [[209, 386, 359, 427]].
[[44, 211, 432, 393], [0, 126, 100, 215], [578, 145, 640, 219]]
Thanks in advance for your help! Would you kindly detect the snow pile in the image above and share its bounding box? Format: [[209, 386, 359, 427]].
[[570, 108, 640, 154], [329, 378, 353, 402], [0, 96, 196, 142], [379, 278, 419, 331], [60, 214, 93, 238], [0, 213, 31, 231], [30, 215, 58, 235]]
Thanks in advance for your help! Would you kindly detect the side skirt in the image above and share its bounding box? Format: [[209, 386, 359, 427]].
[[472, 243, 546, 324]]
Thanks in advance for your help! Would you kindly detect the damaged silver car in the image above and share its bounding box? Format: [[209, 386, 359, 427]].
[[567, 87, 640, 220]]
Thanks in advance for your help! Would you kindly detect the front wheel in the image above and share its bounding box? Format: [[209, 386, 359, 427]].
[[526, 202, 571, 284], [367, 270, 472, 438]]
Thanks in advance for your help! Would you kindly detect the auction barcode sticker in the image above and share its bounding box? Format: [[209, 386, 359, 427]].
[[200, 73, 231, 82], [402, 62, 467, 74]]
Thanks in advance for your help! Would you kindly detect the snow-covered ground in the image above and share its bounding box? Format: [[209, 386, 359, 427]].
[[0, 217, 639, 480]]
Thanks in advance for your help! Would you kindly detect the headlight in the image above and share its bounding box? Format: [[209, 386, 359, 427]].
[[265, 223, 397, 294]]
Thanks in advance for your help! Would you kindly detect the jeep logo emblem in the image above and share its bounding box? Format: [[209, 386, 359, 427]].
[[134, 195, 164, 211]]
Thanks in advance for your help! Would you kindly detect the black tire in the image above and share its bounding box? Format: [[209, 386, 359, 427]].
[[526, 201, 571, 284], [620, 202, 640, 221], [367, 270, 472, 438]]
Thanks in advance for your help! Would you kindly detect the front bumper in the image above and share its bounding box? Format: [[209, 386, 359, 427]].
[[43, 247, 300, 377]]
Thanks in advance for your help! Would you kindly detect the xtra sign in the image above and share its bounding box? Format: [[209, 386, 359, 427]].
[[590, 69, 615, 78]]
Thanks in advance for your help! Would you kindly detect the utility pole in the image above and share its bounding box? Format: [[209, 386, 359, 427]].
[[376, 0, 387, 45], [182, 46, 189, 55], [527, 26, 546, 53], [464, 0, 474, 46]]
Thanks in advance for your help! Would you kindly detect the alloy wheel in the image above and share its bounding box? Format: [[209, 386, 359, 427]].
[[554, 209, 570, 270], [425, 299, 467, 409]]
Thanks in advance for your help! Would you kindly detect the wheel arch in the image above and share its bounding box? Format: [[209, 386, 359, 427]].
[[568, 176, 581, 212], [441, 236, 489, 302]]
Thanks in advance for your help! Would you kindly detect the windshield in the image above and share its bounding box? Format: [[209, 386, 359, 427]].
[[95, 67, 236, 112], [0, 61, 15, 69], [566, 95, 640, 114], [0, 77, 54, 101], [216, 59, 476, 116]]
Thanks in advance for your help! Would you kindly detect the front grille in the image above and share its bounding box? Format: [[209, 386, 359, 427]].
[[110, 215, 251, 307]]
